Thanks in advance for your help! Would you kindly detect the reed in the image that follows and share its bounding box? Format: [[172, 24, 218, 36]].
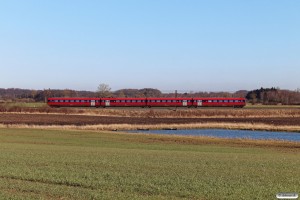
[[1, 122, 299, 133]]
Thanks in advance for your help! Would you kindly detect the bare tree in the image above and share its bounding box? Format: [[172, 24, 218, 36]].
[[97, 83, 112, 97]]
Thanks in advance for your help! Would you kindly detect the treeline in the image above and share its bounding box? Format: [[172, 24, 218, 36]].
[[0, 88, 246, 102], [246, 87, 300, 105], [1, 87, 300, 105], [0, 88, 96, 102]]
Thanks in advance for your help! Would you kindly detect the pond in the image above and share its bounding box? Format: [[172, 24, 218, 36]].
[[127, 129, 300, 142]]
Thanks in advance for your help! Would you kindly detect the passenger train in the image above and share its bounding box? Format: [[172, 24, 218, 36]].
[[47, 97, 246, 108]]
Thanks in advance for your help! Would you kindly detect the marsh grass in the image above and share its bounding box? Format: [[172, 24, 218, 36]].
[[1, 122, 300, 133], [0, 128, 299, 199]]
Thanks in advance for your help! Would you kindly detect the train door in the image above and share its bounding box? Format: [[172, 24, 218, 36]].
[[105, 100, 110, 107], [91, 100, 95, 107], [197, 100, 202, 107], [182, 100, 187, 107]]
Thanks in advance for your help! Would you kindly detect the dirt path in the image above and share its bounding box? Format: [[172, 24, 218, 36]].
[[0, 113, 299, 126]]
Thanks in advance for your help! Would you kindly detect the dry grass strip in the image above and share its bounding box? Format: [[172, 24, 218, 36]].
[[1, 122, 299, 132]]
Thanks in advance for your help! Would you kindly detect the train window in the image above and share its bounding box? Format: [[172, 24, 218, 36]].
[[213, 100, 218, 103], [132, 100, 136, 103], [116, 100, 120, 103], [70, 100, 74, 103], [230, 100, 234, 103], [208, 100, 212, 103], [137, 100, 141, 103], [224, 100, 228, 103], [157, 100, 161, 102]]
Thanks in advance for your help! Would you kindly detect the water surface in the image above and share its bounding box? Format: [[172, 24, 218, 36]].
[[128, 129, 300, 142]]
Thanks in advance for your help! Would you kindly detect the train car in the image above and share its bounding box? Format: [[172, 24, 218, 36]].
[[192, 98, 246, 108], [100, 98, 147, 107], [47, 97, 246, 108], [146, 98, 193, 107], [47, 97, 100, 107]]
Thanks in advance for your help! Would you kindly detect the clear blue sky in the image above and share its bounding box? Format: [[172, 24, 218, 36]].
[[0, 0, 299, 92]]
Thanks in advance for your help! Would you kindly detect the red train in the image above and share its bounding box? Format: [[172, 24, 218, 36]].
[[47, 97, 246, 108]]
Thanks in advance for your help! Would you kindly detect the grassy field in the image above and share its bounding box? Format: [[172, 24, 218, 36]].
[[0, 128, 299, 199], [1, 102, 46, 108]]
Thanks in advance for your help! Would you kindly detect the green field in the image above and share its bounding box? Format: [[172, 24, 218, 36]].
[[0, 128, 299, 199]]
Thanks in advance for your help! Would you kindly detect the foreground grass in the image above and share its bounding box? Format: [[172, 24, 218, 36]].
[[0, 128, 299, 199]]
